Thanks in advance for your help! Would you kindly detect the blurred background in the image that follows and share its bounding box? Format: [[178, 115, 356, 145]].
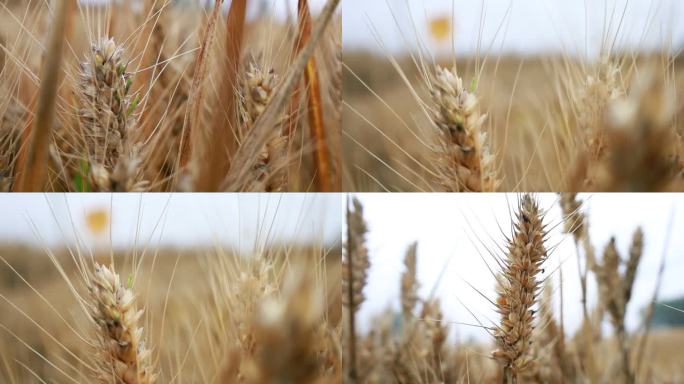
[[0, 193, 342, 253], [343, 0, 684, 57], [353, 193, 684, 342]]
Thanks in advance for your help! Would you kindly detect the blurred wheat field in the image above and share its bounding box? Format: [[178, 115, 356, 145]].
[[342, 1, 684, 192], [0, 0, 341, 192]]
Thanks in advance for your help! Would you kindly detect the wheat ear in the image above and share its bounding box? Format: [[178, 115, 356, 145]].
[[76, 38, 147, 191], [241, 63, 288, 192], [493, 194, 548, 383], [400, 242, 418, 320], [88, 264, 156, 384], [430, 66, 498, 192], [343, 197, 370, 382]]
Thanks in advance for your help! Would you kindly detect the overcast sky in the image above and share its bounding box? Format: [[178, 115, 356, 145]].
[[343, 0, 684, 57], [0, 194, 342, 254], [353, 193, 684, 342]]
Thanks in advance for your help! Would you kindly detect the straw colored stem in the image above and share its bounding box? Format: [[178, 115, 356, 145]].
[[297, 0, 333, 191], [15, 0, 73, 191], [196, 0, 246, 191], [177, 0, 222, 182]]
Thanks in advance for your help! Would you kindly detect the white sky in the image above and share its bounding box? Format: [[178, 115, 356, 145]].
[[83, 0, 329, 20], [342, 0, 684, 57], [353, 193, 684, 343], [0, 194, 342, 254]]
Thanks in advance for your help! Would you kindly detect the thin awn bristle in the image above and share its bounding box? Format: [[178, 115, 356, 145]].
[[493, 194, 548, 383], [429, 66, 498, 192], [88, 264, 157, 384]]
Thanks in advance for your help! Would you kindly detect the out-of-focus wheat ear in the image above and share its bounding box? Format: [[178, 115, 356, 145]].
[[0, 103, 24, 191], [295, 0, 334, 191], [342, 197, 370, 382], [420, 299, 448, 377], [88, 264, 157, 384], [221, 0, 340, 191], [245, 266, 324, 383], [176, 0, 223, 188], [194, 0, 246, 192], [14, 0, 74, 191], [623, 227, 643, 303], [492, 194, 548, 384], [559, 193, 585, 242], [595, 66, 678, 191], [429, 66, 499, 192], [400, 242, 418, 320]]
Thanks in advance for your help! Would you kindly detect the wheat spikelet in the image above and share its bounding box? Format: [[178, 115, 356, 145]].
[[87, 264, 157, 384], [400, 242, 418, 320], [76, 37, 147, 191], [492, 194, 548, 383], [430, 66, 498, 192]]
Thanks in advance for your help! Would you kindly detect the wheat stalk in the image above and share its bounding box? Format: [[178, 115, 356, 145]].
[[493, 194, 548, 383], [14, 0, 74, 191]]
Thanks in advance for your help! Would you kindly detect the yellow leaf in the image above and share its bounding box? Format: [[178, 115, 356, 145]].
[[86, 209, 109, 234], [429, 16, 451, 42]]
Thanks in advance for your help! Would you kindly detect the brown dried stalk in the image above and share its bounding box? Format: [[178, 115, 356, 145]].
[[195, 0, 246, 191], [88, 264, 157, 384], [296, 0, 333, 192], [493, 194, 548, 384], [343, 197, 370, 382], [177, 0, 224, 185], [430, 66, 498, 192], [14, 0, 74, 191]]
